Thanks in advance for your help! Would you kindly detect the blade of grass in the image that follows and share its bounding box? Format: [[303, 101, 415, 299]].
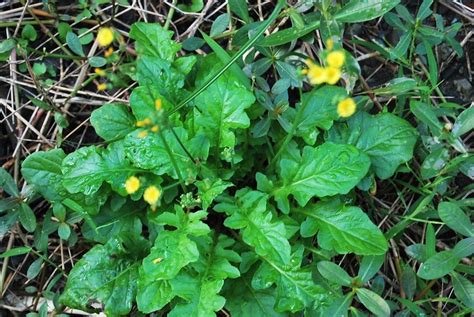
[[168, 0, 285, 116]]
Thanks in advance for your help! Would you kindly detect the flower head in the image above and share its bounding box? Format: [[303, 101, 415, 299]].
[[337, 98, 356, 117], [125, 176, 140, 194], [151, 125, 159, 132], [325, 67, 341, 85], [304, 60, 327, 85], [97, 27, 114, 47], [96, 83, 107, 91], [144, 186, 161, 206], [326, 51, 345, 68]]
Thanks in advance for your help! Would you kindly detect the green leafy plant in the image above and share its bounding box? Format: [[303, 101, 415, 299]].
[[1, 0, 472, 316]]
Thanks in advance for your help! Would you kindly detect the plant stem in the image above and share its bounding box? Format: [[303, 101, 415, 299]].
[[158, 130, 186, 191], [164, 0, 177, 30]]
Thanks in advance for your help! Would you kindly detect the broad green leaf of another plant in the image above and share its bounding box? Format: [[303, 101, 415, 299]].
[[328, 111, 418, 179], [194, 72, 255, 149], [356, 288, 390, 317], [451, 272, 474, 308], [124, 127, 199, 182], [300, 199, 388, 255], [60, 237, 141, 316], [62, 142, 138, 195], [130, 22, 180, 61], [335, 0, 400, 23], [215, 189, 291, 265], [267, 142, 370, 213], [90, 103, 135, 141], [438, 202, 473, 237], [252, 246, 327, 312]]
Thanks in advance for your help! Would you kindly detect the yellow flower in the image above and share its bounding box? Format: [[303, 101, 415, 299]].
[[136, 118, 152, 127], [337, 98, 356, 117], [125, 176, 140, 194], [96, 83, 107, 91], [104, 47, 114, 58], [138, 130, 148, 138], [325, 67, 341, 85], [152, 257, 163, 264], [326, 38, 334, 50], [94, 68, 106, 76], [305, 60, 327, 85], [155, 99, 162, 111], [151, 125, 159, 132], [326, 51, 345, 68], [97, 27, 114, 47], [144, 186, 160, 206]]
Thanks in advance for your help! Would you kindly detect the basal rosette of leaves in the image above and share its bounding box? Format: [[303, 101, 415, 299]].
[[17, 10, 422, 317]]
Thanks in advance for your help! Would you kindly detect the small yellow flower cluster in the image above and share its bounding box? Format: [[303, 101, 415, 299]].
[[125, 175, 161, 210], [135, 99, 163, 138], [302, 40, 346, 86]]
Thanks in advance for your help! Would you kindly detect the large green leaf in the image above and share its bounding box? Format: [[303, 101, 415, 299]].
[[168, 235, 240, 316], [328, 111, 418, 179], [129, 85, 176, 122], [215, 189, 291, 265], [90, 103, 135, 141], [137, 55, 196, 103], [60, 237, 141, 315], [22, 149, 66, 202], [451, 272, 474, 308], [82, 199, 143, 244], [281, 86, 347, 144], [335, 0, 400, 23], [62, 142, 138, 195], [224, 274, 287, 317], [438, 201, 474, 237], [300, 199, 388, 255], [124, 127, 199, 182], [130, 22, 180, 61], [267, 142, 370, 213], [193, 72, 255, 149], [252, 246, 326, 312], [356, 288, 390, 317], [417, 250, 460, 280]]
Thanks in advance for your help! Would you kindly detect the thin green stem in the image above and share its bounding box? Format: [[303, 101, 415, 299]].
[[157, 129, 186, 191], [268, 87, 304, 167], [164, 0, 177, 30]]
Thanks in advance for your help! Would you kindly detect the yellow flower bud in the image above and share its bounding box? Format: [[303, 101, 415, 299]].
[[136, 118, 152, 127], [125, 176, 140, 194], [155, 99, 162, 111], [337, 98, 356, 118], [104, 47, 114, 58], [94, 68, 106, 76], [97, 27, 114, 47], [151, 125, 159, 132], [96, 83, 107, 91]]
